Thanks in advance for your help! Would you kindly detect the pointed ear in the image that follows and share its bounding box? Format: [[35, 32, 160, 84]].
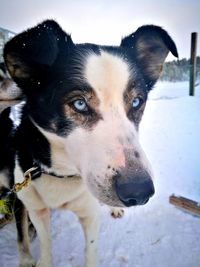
[[121, 25, 178, 87], [4, 20, 74, 90]]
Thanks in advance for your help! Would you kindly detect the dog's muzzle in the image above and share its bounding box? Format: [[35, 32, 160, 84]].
[[115, 173, 155, 207]]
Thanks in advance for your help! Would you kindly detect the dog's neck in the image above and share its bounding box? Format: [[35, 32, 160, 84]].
[[15, 112, 78, 179]]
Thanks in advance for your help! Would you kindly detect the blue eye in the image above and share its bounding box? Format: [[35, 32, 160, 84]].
[[132, 97, 143, 109], [73, 99, 88, 112]]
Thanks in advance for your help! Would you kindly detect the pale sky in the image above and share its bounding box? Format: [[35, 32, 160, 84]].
[[0, 0, 200, 60]]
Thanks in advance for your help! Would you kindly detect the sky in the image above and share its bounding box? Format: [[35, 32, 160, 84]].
[[0, 0, 200, 61]]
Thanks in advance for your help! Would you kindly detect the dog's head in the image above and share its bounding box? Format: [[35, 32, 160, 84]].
[[4, 20, 178, 207], [0, 62, 22, 101]]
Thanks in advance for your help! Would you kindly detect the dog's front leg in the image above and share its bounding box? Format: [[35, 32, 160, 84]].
[[14, 198, 35, 267], [28, 208, 51, 267], [73, 192, 100, 267], [79, 212, 99, 267]]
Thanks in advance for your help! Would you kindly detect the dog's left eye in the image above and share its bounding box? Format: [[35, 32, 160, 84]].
[[73, 99, 88, 112], [132, 97, 143, 109]]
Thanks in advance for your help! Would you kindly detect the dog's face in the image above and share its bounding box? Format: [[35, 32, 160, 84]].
[[4, 20, 178, 207], [0, 62, 22, 101]]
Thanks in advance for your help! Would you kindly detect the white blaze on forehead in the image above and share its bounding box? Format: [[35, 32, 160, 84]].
[[85, 51, 130, 105]]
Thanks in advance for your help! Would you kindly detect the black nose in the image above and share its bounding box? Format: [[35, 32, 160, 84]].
[[115, 176, 155, 207]]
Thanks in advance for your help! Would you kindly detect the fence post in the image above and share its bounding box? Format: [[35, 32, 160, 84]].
[[189, 32, 198, 96]]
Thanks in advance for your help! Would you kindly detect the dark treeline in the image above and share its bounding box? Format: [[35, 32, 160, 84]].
[[160, 57, 200, 82]]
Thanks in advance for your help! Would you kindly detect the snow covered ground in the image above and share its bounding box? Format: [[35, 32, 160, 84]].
[[0, 81, 200, 267]]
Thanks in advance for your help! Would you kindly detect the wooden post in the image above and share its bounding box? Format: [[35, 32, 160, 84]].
[[189, 32, 198, 96], [169, 195, 200, 216]]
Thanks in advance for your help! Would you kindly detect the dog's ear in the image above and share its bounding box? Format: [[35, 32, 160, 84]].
[[121, 25, 178, 88], [4, 20, 74, 90]]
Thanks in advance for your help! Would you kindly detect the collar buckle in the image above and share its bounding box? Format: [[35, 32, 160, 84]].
[[12, 166, 39, 193]]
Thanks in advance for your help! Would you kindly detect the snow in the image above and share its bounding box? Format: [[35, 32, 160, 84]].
[[0, 81, 200, 267]]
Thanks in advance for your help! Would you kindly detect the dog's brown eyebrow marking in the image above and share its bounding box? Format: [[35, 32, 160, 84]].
[[123, 78, 148, 124], [64, 85, 93, 100], [124, 83, 147, 102]]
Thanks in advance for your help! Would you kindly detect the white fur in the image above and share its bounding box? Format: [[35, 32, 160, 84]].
[[0, 171, 10, 188], [15, 161, 100, 267], [0, 80, 21, 100], [85, 51, 130, 99], [0, 69, 6, 79]]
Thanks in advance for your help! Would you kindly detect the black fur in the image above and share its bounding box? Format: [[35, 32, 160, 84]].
[[15, 106, 52, 173], [13, 197, 26, 242], [121, 25, 178, 89], [0, 108, 15, 188], [121, 25, 178, 57]]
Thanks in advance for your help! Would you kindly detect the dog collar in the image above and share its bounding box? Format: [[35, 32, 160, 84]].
[[28, 166, 65, 180], [12, 166, 77, 194]]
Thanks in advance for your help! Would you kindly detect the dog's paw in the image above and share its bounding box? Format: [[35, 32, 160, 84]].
[[110, 207, 124, 218]]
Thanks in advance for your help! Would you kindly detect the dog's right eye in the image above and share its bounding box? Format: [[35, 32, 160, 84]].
[[72, 99, 88, 112], [132, 97, 143, 110]]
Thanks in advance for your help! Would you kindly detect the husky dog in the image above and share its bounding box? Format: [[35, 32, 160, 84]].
[[1, 20, 178, 267]]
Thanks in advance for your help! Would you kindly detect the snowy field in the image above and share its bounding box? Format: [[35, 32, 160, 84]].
[[0, 81, 200, 267]]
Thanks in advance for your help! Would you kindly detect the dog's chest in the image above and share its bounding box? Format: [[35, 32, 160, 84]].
[[34, 174, 86, 208], [15, 164, 86, 209]]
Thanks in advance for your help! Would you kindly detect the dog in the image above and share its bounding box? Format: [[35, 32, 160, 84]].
[[0, 20, 178, 267], [0, 63, 22, 227]]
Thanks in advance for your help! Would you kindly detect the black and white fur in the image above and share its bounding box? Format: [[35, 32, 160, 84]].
[[1, 20, 178, 267]]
